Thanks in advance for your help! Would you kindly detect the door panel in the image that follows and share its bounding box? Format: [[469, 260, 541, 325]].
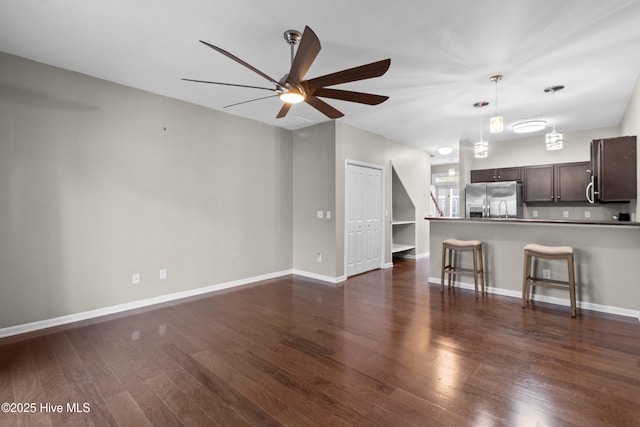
[[346, 163, 383, 276]]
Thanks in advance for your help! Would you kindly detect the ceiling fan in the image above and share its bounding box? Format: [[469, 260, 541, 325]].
[[183, 26, 391, 119]]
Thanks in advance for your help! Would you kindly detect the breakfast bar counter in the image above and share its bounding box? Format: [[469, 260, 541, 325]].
[[425, 217, 640, 319]]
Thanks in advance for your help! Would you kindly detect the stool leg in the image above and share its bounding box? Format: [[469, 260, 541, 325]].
[[448, 248, 453, 289], [472, 247, 479, 298], [568, 254, 576, 318], [440, 244, 446, 293], [477, 244, 485, 295], [522, 251, 530, 308]]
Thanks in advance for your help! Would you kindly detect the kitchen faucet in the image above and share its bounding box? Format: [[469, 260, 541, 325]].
[[498, 200, 508, 218]]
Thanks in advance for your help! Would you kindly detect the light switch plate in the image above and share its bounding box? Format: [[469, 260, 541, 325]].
[[317, 210, 323, 219]]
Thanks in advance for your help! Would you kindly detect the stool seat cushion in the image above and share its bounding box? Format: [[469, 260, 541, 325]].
[[524, 243, 573, 256], [443, 238, 482, 247]]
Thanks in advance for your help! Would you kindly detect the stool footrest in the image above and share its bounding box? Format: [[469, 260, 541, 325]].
[[444, 266, 480, 275], [527, 277, 571, 289]]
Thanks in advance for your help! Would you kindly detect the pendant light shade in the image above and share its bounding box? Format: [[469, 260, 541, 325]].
[[473, 101, 489, 158], [544, 85, 565, 150], [545, 131, 564, 150], [489, 75, 503, 133], [475, 137, 489, 158]]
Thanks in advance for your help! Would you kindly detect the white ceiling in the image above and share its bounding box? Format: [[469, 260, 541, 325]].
[[2, 0, 640, 164]]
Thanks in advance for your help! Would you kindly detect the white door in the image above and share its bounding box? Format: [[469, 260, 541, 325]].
[[346, 163, 383, 276]]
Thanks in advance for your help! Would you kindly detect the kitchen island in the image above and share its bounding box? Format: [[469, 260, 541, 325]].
[[426, 217, 640, 319]]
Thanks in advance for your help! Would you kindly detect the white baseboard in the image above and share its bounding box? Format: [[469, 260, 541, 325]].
[[393, 251, 429, 260], [0, 269, 293, 339], [291, 269, 346, 285], [428, 276, 640, 321], [383, 262, 394, 269]]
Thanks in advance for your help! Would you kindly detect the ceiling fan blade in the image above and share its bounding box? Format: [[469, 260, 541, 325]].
[[312, 88, 389, 105], [276, 103, 292, 119], [199, 40, 283, 89], [303, 58, 391, 91], [287, 26, 321, 83], [182, 78, 277, 92], [305, 96, 344, 119], [224, 94, 279, 109]]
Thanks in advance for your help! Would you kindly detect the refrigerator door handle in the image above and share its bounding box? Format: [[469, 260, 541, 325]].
[[586, 169, 595, 204], [586, 181, 594, 204]]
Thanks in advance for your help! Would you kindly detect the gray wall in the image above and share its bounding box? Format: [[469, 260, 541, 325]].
[[0, 52, 293, 328], [292, 122, 337, 278]]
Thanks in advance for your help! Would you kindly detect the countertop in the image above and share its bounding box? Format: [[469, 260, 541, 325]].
[[424, 216, 640, 227]]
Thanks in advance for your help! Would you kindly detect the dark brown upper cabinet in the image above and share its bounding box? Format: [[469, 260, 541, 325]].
[[524, 162, 590, 203], [470, 167, 522, 183], [590, 136, 637, 203]]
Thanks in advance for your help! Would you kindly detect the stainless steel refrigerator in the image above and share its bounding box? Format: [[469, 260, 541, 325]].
[[465, 181, 523, 218]]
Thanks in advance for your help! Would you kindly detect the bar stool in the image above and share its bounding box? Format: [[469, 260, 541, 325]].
[[522, 243, 576, 317], [441, 239, 485, 298]]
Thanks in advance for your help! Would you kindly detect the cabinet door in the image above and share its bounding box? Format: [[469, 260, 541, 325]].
[[595, 136, 637, 202], [524, 165, 554, 202], [496, 167, 522, 182], [556, 162, 590, 202], [470, 169, 497, 183]]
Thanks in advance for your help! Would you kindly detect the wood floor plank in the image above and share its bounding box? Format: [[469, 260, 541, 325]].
[[28, 336, 86, 427], [104, 390, 154, 427], [1, 258, 639, 425], [0, 344, 18, 427], [144, 346, 249, 427], [46, 331, 118, 427], [145, 372, 216, 427]]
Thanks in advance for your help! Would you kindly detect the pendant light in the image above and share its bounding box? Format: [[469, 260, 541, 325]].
[[489, 75, 503, 133], [474, 101, 489, 158], [544, 85, 565, 150]]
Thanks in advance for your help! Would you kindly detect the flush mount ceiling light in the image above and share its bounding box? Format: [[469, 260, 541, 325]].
[[438, 146, 454, 155], [544, 85, 565, 150], [512, 119, 547, 133], [489, 75, 503, 133], [474, 101, 489, 158]]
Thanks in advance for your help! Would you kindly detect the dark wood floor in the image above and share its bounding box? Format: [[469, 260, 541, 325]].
[[1, 258, 639, 426]]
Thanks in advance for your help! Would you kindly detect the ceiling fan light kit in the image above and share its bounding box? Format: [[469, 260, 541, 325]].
[[183, 26, 391, 120]]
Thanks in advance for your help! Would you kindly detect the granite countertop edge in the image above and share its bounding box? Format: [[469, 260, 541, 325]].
[[424, 217, 640, 227]]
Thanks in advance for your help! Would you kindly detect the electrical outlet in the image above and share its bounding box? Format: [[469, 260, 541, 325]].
[[563, 211, 569, 218], [132, 273, 140, 284], [542, 269, 551, 279], [159, 268, 167, 280], [532, 210, 538, 218], [584, 210, 591, 218]]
